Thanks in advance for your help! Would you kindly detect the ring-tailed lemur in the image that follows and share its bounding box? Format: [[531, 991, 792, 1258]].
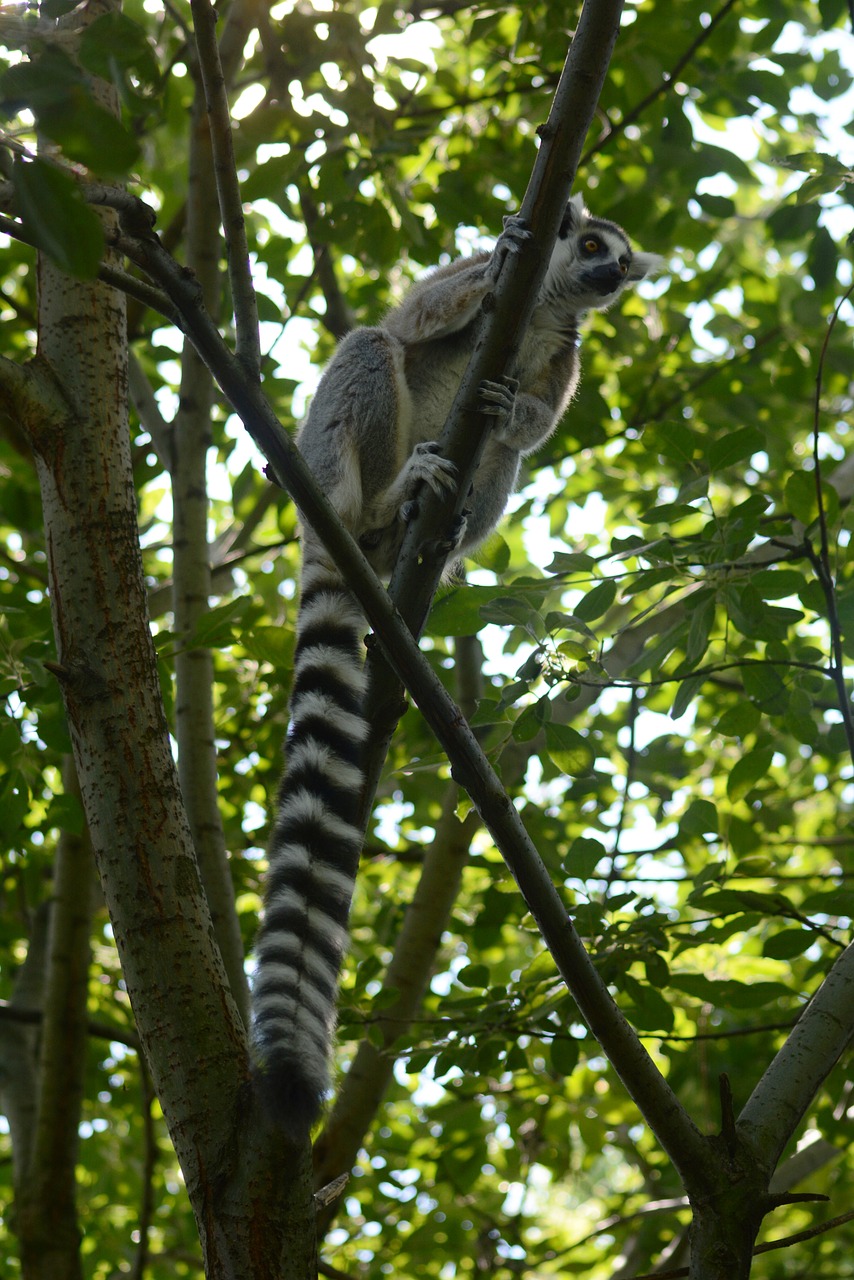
[[252, 194, 661, 1137]]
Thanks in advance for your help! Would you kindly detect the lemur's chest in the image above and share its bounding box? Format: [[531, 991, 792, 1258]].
[[402, 320, 576, 443]]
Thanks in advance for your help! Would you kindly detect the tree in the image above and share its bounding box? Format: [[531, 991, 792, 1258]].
[[2, 0, 854, 1276]]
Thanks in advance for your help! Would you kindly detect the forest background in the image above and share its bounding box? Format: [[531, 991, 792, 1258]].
[[2, 0, 854, 1277]]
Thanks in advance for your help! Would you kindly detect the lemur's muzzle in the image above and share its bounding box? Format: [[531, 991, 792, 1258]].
[[584, 264, 627, 295]]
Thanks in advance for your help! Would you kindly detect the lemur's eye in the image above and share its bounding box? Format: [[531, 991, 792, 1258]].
[[583, 238, 599, 253], [619, 261, 629, 275]]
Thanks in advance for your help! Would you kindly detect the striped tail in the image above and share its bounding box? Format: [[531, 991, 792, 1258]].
[[252, 540, 369, 1138]]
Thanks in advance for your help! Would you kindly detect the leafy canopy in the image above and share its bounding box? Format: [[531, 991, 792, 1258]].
[[2, 0, 854, 1276]]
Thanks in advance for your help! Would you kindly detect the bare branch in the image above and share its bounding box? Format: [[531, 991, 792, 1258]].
[[738, 939, 854, 1172], [298, 184, 357, 339], [127, 349, 173, 468], [190, 0, 260, 376]]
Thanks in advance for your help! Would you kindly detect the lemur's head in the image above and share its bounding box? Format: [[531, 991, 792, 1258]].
[[543, 192, 663, 314]]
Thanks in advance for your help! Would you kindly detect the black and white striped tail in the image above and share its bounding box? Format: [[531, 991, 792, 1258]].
[[252, 541, 369, 1139]]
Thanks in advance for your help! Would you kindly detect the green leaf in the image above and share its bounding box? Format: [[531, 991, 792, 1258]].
[[457, 964, 489, 989], [428, 586, 493, 635], [574, 578, 617, 623], [549, 1035, 579, 1076], [706, 427, 765, 470], [684, 591, 716, 665], [79, 12, 161, 88], [240, 625, 294, 667], [563, 836, 606, 879], [0, 47, 82, 112], [671, 674, 702, 720], [1, 49, 139, 176], [0, 773, 29, 832], [622, 977, 675, 1032], [679, 799, 718, 837], [480, 594, 545, 630], [728, 815, 762, 856], [40, 0, 83, 13], [785, 470, 819, 526], [751, 569, 810, 600], [809, 226, 838, 290], [727, 981, 793, 1009], [715, 702, 761, 738], [547, 550, 596, 574], [644, 952, 670, 989], [802, 889, 854, 918], [774, 150, 852, 175], [512, 701, 547, 742], [40, 99, 140, 177], [742, 664, 788, 714], [12, 158, 104, 278], [726, 747, 774, 802], [639, 502, 700, 525], [188, 597, 252, 648], [544, 723, 594, 777], [650, 420, 697, 467], [763, 928, 813, 960]]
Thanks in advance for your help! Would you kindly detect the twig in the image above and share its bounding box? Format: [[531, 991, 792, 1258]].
[[127, 350, 173, 468], [189, 0, 260, 375], [808, 281, 854, 765], [0, 1000, 141, 1050], [99, 262, 180, 324], [298, 183, 356, 339]]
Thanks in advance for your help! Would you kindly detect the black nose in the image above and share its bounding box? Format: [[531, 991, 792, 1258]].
[[585, 264, 624, 294]]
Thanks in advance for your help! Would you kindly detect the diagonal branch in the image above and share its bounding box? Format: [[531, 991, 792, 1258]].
[[113, 174, 709, 1188], [358, 0, 634, 807], [738, 939, 854, 1173]]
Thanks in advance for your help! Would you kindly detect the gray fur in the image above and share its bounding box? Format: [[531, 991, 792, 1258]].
[[252, 195, 660, 1137]]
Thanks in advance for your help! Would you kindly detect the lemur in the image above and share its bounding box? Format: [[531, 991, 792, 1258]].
[[252, 193, 661, 1138]]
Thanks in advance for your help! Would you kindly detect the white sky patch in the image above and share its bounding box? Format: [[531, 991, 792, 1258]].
[[366, 19, 443, 73], [233, 82, 265, 121]]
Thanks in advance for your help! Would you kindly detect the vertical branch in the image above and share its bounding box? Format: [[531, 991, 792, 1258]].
[[25, 94, 265, 1275], [16, 760, 96, 1280], [1, 904, 50, 1186], [170, 47, 250, 1022], [190, 0, 260, 375]]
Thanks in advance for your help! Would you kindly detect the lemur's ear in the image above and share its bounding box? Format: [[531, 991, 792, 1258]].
[[558, 192, 587, 238], [627, 251, 665, 282]]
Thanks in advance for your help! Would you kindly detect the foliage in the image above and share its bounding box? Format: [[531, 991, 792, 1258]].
[[2, 0, 854, 1276]]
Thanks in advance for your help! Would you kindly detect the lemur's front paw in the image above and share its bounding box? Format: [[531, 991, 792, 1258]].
[[490, 216, 532, 278], [404, 441, 458, 502], [478, 376, 518, 435], [437, 511, 467, 556], [500, 215, 532, 248]]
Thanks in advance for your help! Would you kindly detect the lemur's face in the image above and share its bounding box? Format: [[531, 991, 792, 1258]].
[[544, 195, 661, 313]]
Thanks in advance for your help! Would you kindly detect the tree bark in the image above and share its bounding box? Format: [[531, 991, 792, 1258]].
[[15, 761, 96, 1280]]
